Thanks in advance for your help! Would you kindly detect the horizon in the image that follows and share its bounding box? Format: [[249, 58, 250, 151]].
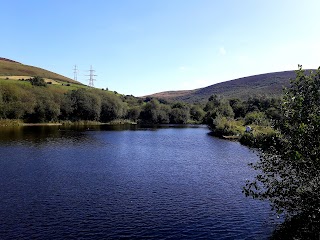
[[2, 0, 320, 96], [1, 56, 306, 97]]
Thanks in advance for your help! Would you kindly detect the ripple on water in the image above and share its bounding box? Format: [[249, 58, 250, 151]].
[[0, 126, 280, 239]]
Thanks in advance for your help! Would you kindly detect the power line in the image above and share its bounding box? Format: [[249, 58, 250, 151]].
[[86, 65, 97, 87], [73, 65, 79, 81]]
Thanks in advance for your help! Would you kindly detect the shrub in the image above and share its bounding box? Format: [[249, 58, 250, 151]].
[[209, 115, 243, 137], [244, 66, 320, 231], [29, 76, 47, 87], [244, 111, 269, 126]]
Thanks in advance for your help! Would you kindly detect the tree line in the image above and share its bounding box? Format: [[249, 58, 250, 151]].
[[0, 76, 282, 127]]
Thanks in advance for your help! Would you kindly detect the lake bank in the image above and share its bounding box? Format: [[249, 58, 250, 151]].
[[207, 120, 277, 149], [0, 119, 137, 127]]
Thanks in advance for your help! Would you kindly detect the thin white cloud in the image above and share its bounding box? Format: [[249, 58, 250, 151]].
[[181, 78, 212, 90], [219, 47, 227, 56], [178, 66, 188, 71]]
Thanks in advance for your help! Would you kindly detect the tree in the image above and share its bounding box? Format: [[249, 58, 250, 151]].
[[244, 111, 268, 126], [59, 93, 74, 120], [0, 83, 36, 119], [190, 105, 205, 123], [170, 108, 189, 124], [169, 102, 190, 124], [100, 92, 127, 122], [229, 98, 247, 119], [70, 89, 101, 121], [127, 106, 141, 121], [26, 88, 60, 122], [204, 95, 234, 125], [29, 76, 47, 87], [139, 99, 170, 124], [244, 66, 320, 227]]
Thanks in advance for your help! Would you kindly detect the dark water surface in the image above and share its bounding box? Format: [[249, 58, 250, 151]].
[[0, 125, 279, 239]]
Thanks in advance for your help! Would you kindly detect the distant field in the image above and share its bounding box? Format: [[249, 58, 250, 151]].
[[2, 76, 61, 84], [0, 77, 86, 93], [0, 59, 81, 85]]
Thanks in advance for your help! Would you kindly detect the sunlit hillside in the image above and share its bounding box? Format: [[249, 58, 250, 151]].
[[0, 58, 81, 85], [147, 70, 314, 102]]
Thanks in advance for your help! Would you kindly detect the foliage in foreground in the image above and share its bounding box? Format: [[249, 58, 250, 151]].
[[243, 66, 320, 235], [270, 212, 319, 239]]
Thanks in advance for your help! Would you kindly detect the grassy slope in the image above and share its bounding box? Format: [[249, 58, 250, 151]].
[[0, 59, 81, 85], [0, 77, 86, 95], [147, 70, 314, 102]]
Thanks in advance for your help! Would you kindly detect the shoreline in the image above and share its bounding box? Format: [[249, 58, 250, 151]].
[[0, 120, 138, 127], [22, 123, 63, 126]]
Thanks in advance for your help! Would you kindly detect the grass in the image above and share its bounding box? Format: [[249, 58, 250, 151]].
[[0, 59, 81, 84], [238, 124, 277, 148], [49, 81, 88, 93], [0, 119, 137, 127], [3, 75, 60, 84], [0, 77, 87, 93], [0, 119, 24, 126], [210, 117, 245, 137], [249, 124, 275, 135], [59, 119, 137, 126], [209, 116, 277, 148], [106, 119, 137, 125]]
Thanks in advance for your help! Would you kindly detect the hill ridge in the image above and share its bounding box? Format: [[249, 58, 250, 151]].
[[147, 69, 314, 102], [0, 57, 20, 64]]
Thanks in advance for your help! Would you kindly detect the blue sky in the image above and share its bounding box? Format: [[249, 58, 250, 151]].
[[2, 0, 320, 96]]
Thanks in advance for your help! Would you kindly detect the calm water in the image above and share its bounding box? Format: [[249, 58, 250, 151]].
[[0, 125, 279, 239]]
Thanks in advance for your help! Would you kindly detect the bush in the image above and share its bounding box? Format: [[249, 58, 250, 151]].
[[209, 115, 243, 137], [29, 76, 47, 87], [244, 66, 320, 229], [244, 111, 269, 126], [239, 131, 277, 148]]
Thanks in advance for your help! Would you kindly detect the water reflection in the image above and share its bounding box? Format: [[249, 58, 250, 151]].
[[0, 124, 206, 144], [0, 126, 89, 146]]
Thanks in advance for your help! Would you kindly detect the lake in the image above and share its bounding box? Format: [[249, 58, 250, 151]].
[[0, 125, 280, 239]]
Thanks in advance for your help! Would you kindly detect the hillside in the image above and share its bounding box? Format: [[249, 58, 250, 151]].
[[0, 58, 81, 84], [0, 58, 128, 124], [147, 70, 311, 103]]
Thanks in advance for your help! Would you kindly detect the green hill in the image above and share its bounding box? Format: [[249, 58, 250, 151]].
[[0, 58, 81, 84], [147, 70, 314, 103]]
